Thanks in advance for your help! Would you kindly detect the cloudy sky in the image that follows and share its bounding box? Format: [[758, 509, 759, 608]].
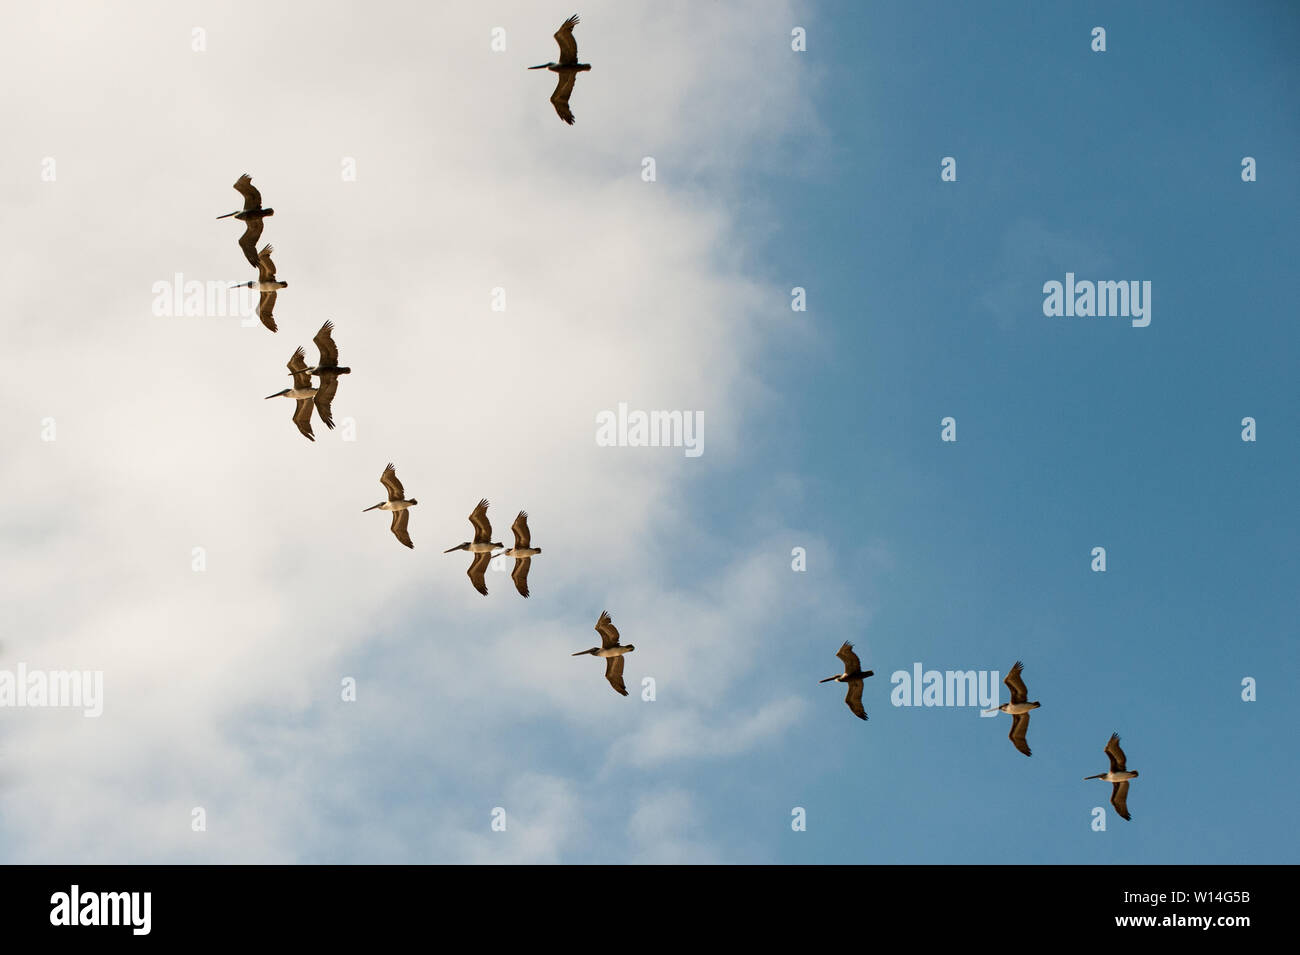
[[1, 0, 1296, 864]]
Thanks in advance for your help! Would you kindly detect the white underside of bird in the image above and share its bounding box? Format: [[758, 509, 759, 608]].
[[1001, 702, 1038, 714]]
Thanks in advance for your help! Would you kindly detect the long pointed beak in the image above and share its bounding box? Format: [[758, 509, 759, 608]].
[[229, 283, 243, 289], [982, 707, 1001, 714], [443, 545, 461, 553], [528, 64, 549, 69], [818, 676, 837, 683], [216, 212, 236, 219], [264, 392, 285, 399]]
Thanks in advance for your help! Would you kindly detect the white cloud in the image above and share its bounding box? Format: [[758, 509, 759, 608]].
[[0, 0, 856, 863]]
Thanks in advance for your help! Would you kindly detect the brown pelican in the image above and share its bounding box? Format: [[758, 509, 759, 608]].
[[444, 499, 504, 595], [983, 660, 1041, 757], [819, 642, 873, 721], [264, 347, 318, 442], [293, 321, 351, 429], [216, 174, 275, 270], [572, 610, 635, 696], [1084, 732, 1139, 821], [502, 511, 542, 598], [529, 14, 591, 125], [362, 463, 418, 548], [230, 244, 287, 332]]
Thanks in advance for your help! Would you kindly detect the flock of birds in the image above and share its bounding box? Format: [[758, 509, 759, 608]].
[[219, 14, 1144, 811], [218, 15, 626, 694], [821, 652, 1139, 821]]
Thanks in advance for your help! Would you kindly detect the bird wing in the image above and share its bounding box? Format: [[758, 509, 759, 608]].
[[238, 219, 264, 270], [511, 511, 531, 549], [511, 557, 531, 598], [1111, 781, 1131, 821], [595, 610, 620, 648], [380, 463, 406, 502], [234, 173, 261, 211], [845, 679, 868, 720], [287, 347, 312, 389], [1009, 713, 1032, 757], [314, 374, 339, 430], [604, 655, 628, 696], [257, 243, 277, 281], [1105, 733, 1127, 773], [469, 499, 492, 543], [292, 398, 315, 441], [313, 320, 340, 367], [391, 509, 413, 549], [554, 14, 580, 64], [467, 552, 490, 596], [1004, 661, 1029, 705], [550, 71, 578, 125], [257, 291, 278, 332], [835, 641, 862, 674]]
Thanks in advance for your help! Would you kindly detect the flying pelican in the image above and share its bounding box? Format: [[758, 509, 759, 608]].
[[444, 499, 505, 595], [362, 463, 418, 548], [264, 347, 318, 442], [1084, 732, 1139, 821], [230, 244, 287, 332], [502, 511, 542, 598], [293, 321, 351, 429], [982, 660, 1041, 757], [819, 641, 874, 721], [529, 14, 591, 125], [216, 174, 275, 269], [572, 610, 635, 696]]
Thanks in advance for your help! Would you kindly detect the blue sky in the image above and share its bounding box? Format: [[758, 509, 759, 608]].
[[733, 0, 1299, 862], [1, 1, 1295, 864]]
